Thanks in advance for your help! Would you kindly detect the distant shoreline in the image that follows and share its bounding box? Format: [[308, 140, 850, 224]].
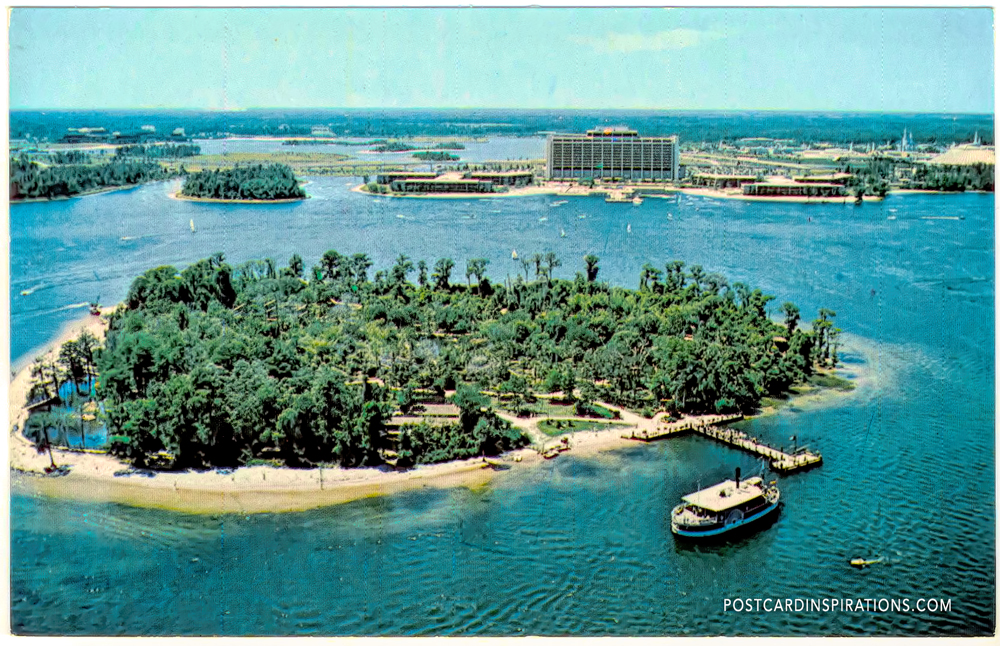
[[10, 183, 141, 204], [169, 191, 309, 204]]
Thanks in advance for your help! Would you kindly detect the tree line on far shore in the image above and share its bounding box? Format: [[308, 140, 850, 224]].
[[75, 249, 838, 471], [9, 156, 176, 201], [841, 158, 994, 195], [114, 144, 201, 159], [179, 164, 307, 201]]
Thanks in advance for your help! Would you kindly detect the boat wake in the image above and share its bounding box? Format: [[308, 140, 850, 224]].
[[18, 284, 46, 296]]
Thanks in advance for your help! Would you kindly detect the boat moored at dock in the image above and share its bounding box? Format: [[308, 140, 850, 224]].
[[671, 469, 780, 539]]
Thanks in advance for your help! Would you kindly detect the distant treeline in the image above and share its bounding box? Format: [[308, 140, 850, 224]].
[[180, 164, 307, 201], [372, 142, 417, 152], [115, 144, 201, 159], [49, 150, 93, 164], [12, 110, 994, 145], [283, 139, 386, 146], [910, 163, 994, 192], [413, 151, 460, 161], [841, 158, 994, 194], [10, 156, 175, 200]]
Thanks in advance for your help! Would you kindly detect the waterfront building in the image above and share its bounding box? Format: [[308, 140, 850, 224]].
[[546, 127, 679, 181], [792, 172, 852, 185], [689, 173, 758, 189], [467, 170, 534, 187], [389, 177, 494, 194], [376, 171, 439, 184]]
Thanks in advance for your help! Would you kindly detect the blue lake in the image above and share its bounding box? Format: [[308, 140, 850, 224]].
[[9, 177, 995, 635], [192, 135, 545, 163]]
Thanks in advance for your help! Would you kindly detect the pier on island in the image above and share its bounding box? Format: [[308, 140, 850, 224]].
[[622, 414, 823, 474]]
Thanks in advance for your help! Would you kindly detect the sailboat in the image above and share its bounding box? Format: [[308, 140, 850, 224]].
[[190, 219, 196, 233], [511, 249, 518, 260]]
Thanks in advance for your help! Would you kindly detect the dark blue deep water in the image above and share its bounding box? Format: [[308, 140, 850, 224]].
[[9, 175, 995, 635]]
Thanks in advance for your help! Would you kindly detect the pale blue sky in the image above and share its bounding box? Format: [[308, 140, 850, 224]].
[[8, 8, 995, 112]]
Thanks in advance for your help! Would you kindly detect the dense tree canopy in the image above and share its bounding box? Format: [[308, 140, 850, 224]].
[[115, 144, 201, 159], [180, 164, 307, 201], [95, 251, 829, 471], [9, 156, 175, 200]]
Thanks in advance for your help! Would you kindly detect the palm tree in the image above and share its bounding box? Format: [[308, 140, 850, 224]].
[[351, 253, 372, 285], [779, 302, 800, 337], [689, 265, 705, 294], [391, 254, 414, 286], [520, 257, 534, 281], [467, 258, 490, 290], [542, 252, 561, 283], [417, 260, 428, 288], [530, 253, 543, 280], [583, 254, 600, 282], [432, 257, 455, 291], [321, 250, 345, 282]]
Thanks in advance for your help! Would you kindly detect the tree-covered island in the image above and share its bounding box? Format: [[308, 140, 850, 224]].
[[79, 252, 840, 472], [412, 151, 461, 162], [9, 156, 178, 201], [179, 163, 307, 201]]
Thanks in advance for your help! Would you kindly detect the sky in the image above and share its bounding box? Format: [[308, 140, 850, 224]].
[[7, 7, 995, 113]]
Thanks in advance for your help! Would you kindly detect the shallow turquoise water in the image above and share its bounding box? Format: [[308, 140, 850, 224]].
[[9, 178, 995, 635]]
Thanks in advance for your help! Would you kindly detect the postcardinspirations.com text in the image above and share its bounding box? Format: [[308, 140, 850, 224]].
[[723, 598, 953, 613]]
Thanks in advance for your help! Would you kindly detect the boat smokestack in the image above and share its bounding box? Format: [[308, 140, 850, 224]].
[[735, 467, 741, 489]]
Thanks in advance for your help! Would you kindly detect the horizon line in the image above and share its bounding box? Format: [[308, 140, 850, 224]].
[[9, 107, 996, 116]]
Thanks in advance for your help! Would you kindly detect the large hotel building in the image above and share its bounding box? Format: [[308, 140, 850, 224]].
[[545, 127, 679, 181]]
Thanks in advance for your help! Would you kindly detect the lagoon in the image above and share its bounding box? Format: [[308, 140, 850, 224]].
[[9, 177, 995, 635]]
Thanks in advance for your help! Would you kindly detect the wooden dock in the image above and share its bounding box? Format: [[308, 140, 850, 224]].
[[694, 425, 823, 474], [623, 413, 822, 474], [622, 414, 744, 442]]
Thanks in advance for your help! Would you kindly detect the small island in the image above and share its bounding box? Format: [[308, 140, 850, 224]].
[[412, 151, 460, 162], [177, 163, 308, 202], [18, 252, 844, 479]]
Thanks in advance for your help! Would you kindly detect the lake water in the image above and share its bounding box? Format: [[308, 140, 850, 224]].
[[9, 177, 995, 635], [193, 136, 545, 164]]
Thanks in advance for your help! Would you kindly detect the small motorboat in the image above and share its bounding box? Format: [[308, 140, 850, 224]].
[[626, 224, 632, 233], [632, 196, 643, 205], [190, 219, 196, 233], [849, 557, 884, 569], [560, 228, 566, 238], [511, 249, 518, 260]]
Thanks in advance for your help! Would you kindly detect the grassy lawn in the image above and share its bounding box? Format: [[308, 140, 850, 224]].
[[538, 419, 632, 436]]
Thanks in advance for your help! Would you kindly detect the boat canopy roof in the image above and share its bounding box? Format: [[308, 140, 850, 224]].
[[682, 477, 765, 512]]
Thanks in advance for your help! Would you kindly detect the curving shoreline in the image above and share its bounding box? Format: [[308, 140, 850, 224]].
[[168, 191, 309, 205], [9, 309, 861, 515]]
